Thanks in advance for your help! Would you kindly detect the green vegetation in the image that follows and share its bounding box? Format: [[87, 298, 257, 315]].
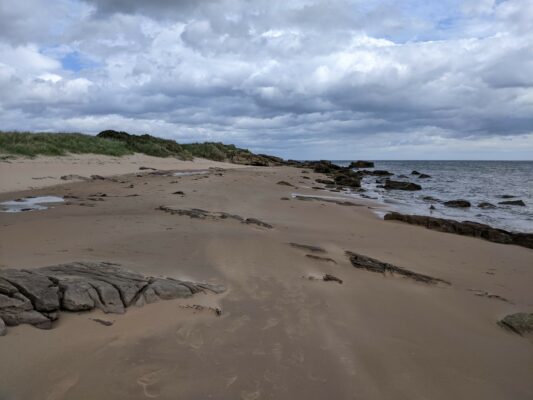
[[0, 130, 285, 166], [0, 131, 132, 157]]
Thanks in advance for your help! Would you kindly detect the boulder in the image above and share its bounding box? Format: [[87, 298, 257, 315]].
[[444, 200, 471, 208], [499, 200, 526, 206], [384, 212, 533, 249], [148, 278, 192, 300], [411, 170, 421, 175], [384, 180, 422, 191], [349, 161, 374, 169], [499, 313, 533, 336], [333, 172, 361, 188]]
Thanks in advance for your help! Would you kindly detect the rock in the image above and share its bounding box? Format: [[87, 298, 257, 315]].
[[478, 202, 497, 209], [349, 161, 374, 168], [499, 313, 533, 336], [422, 196, 440, 203], [444, 200, 471, 208], [429, 205, 436, 210], [333, 172, 361, 188], [361, 170, 392, 176], [323, 274, 343, 284], [158, 206, 273, 229], [418, 173, 431, 179], [306, 254, 337, 264], [346, 251, 449, 285], [0, 317, 6, 336], [289, 243, 326, 253], [498, 200, 525, 206], [60, 174, 89, 181], [310, 160, 343, 174], [91, 318, 114, 326], [384, 180, 422, 191], [172, 191, 185, 196], [276, 181, 294, 187], [280, 197, 290, 201], [384, 212, 533, 249], [139, 166, 157, 171], [0, 269, 59, 312], [499, 195, 516, 199], [147, 278, 192, 300], [0, 262, 225, 335], [315, 179, 335, 185], [411, 170, 421, 175]]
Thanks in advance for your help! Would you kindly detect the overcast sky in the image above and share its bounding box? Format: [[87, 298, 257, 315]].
[[0, 0, 532, 159]]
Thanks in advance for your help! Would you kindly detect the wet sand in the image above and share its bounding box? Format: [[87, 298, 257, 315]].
[[0, 159, 532, 399]]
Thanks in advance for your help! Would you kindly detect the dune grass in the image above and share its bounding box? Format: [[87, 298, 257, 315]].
[[0, 131, 267, 164], [0, 131, 133, 157]]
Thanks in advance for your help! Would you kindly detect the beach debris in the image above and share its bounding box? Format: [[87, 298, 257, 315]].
[[277, 181, 294, 187], [498, 313, 533, 336], [289, 243, 326, 253], [345, 251, 450, 285], [60, 174, 89, 181], [91, 318, 114, 326], [158, 206, 273, 229], [0, 262, 225, 335], [306, 254, 337, 264], [444, 199, 471, 208], [467, 289, 510, 303], [498, 200, 526, 206], [323, 274, 343, 284], [384, 212, 533, 249], [179, 304, 222, 316], [384, 179, 422, 191]]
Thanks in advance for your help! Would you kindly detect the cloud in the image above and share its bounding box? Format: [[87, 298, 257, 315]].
[[0, 0, 532, 159]]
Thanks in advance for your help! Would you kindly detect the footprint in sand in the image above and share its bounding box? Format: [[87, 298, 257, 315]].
[[45, 373, 79, 400], [137, 369, 165, 398], [261, 317, 279, 330], [176, 325, 204, 349], [225, 315, 251, 333], [241, 389, 261, 400]]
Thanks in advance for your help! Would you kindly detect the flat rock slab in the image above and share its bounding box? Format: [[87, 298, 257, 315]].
[[345, 251, 449, 285], [384, 212, 533, 249], [499, 313, 533, 336], [158, 206, 273, 229], [0, 262, 225, 336]]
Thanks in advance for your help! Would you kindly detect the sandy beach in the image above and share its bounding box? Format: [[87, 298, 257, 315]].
[[0, 155, 532, 400]]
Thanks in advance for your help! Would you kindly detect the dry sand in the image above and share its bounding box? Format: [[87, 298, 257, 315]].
[[0, 156, 532, 400]]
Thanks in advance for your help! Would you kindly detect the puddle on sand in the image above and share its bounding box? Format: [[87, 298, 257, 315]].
[[173, 170, 210, 177], [0, 196, 64, 212]]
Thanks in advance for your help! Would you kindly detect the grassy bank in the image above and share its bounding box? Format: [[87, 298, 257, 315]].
[[0, 130, 284, 166]]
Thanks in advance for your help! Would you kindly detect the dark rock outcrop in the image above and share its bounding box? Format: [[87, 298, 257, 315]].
[[349, 161, 374, 169], [499, 313, 533, 336], [323, 274, 343, 284], [384, 180, 422, 191], [478, 202, 496, 209], [0, 318, 6, 336], [444, 200, 471, 208], [346, 251, 449, 285], [384, 212, 533, 249], [158, 206, 273, 229], [499, 200, 526, 206], [333, 171, 361, 188], [0, 262, 224, 335], [289, 243, 326, 253]]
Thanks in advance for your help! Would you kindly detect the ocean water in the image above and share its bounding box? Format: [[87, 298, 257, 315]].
[[332, 161, 533, 233]]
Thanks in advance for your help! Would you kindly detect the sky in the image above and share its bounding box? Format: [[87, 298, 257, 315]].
[[0, 0, 532, 160]]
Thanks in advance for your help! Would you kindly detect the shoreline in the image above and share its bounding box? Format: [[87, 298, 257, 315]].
[[0, 156, 532, 399]]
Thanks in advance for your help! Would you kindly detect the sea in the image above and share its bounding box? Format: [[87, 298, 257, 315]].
[[332, 160, 533, 233]]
